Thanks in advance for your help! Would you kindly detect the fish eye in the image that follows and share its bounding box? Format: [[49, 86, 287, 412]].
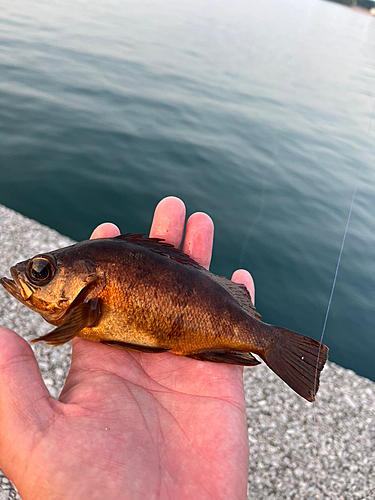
[[26, 256, 55, 285]]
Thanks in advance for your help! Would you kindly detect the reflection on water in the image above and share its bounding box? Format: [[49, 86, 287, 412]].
[[0, 0, 375, 382]]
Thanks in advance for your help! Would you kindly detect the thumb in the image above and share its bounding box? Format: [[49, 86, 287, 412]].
[[0, 327, 53, 470]]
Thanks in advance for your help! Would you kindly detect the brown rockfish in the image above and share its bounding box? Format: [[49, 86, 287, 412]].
[[0, 234, 328, 401]]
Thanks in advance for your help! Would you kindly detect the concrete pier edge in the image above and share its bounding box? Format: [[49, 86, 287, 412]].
[[0, 204, 374, 500]]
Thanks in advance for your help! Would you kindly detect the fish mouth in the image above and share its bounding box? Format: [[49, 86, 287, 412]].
[[0, 276, 23, 301], [1, 267, 103, 324], [0, 267, 63, 318], [0, 271, 67, 322], [0, 267, 37, 303]]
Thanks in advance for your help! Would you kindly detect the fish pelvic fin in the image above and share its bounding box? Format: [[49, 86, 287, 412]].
[[31, 298, 101, 346], [100, 340, 170, 353], [260, 326, 328, 402]]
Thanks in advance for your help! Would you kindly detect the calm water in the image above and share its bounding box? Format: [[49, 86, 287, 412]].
[[1, 0, 375, 381]]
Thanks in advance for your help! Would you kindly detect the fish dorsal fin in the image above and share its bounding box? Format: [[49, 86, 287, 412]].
[[209, 274, 261, 320], [114, 233, 201, 269], [115, 234, 260, 319]]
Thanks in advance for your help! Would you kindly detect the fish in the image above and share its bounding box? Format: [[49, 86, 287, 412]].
[[0, 233, 328, 401]]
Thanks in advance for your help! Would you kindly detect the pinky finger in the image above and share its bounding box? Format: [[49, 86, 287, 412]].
[[231, 269, 255, 305]]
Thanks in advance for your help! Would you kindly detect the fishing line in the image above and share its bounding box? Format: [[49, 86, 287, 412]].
[[312, 98, 375, 497]]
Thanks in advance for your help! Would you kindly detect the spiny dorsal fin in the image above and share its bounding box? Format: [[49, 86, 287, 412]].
[[114, 234, 201, 269]]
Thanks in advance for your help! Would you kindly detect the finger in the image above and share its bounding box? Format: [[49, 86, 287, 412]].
[[149, 196, 186, 247], [182, 212, 214, 270], [0, 328, 53, 454], [90, 222, 120, 240], [231, 269, 255, 304]]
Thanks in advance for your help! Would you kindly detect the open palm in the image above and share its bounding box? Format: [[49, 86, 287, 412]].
[[0, 197, 253, 500]]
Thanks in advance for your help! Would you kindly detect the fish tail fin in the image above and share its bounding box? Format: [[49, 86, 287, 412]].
[[260, 326, 328, 402]]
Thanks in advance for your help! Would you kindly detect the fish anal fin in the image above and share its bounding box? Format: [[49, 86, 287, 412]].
[[100, 340, 170, 353], [261, 326, 329, 402], [187, 349, 261, 366], [31, 298, 101, 346]]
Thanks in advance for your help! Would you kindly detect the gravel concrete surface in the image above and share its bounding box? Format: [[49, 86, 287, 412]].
[[0, 204, 374, 500]]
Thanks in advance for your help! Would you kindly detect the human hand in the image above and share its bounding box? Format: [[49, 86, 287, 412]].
[[0, 196, 254, 500]]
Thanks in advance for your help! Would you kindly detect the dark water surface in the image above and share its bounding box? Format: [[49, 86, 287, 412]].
[[1, 0, 375, 380]]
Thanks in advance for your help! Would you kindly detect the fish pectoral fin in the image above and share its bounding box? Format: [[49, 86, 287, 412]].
[[31, 298, 101, 346], [100, 340, 170, 353], [187, 349, 261, 366]]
